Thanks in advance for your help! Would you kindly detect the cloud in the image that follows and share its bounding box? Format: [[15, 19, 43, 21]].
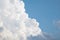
[[0, 0, 42, 40], [27, 32, 55, 40], [53, 20, 60, 28], [0, 0, 56, 40]]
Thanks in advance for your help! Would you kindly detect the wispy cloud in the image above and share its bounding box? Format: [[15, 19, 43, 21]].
[[27, 32, 55, 40], [53, 20, 60, 28]]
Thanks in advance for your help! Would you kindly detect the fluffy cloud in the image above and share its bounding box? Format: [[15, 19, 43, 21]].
[[0, 0, 56, 40], [0, 0, 42, 40]]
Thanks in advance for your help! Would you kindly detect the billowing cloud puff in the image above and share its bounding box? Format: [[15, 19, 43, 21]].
[[0, 0, 42, 40]]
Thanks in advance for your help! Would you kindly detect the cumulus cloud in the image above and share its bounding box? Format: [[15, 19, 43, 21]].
[[0, 0, 55, 40], [0, 0, 42, 40]]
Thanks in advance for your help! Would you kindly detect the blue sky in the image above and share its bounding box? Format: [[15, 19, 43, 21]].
[[23, 0, 60, 39]]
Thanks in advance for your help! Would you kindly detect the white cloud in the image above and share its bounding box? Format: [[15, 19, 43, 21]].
[[0, 0, 42, 40], [0, 0, 56, 40]]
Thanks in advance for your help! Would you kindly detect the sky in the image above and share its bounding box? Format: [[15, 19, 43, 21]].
[[0, 0, 60, 40], [23, 0, 60, 39]]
